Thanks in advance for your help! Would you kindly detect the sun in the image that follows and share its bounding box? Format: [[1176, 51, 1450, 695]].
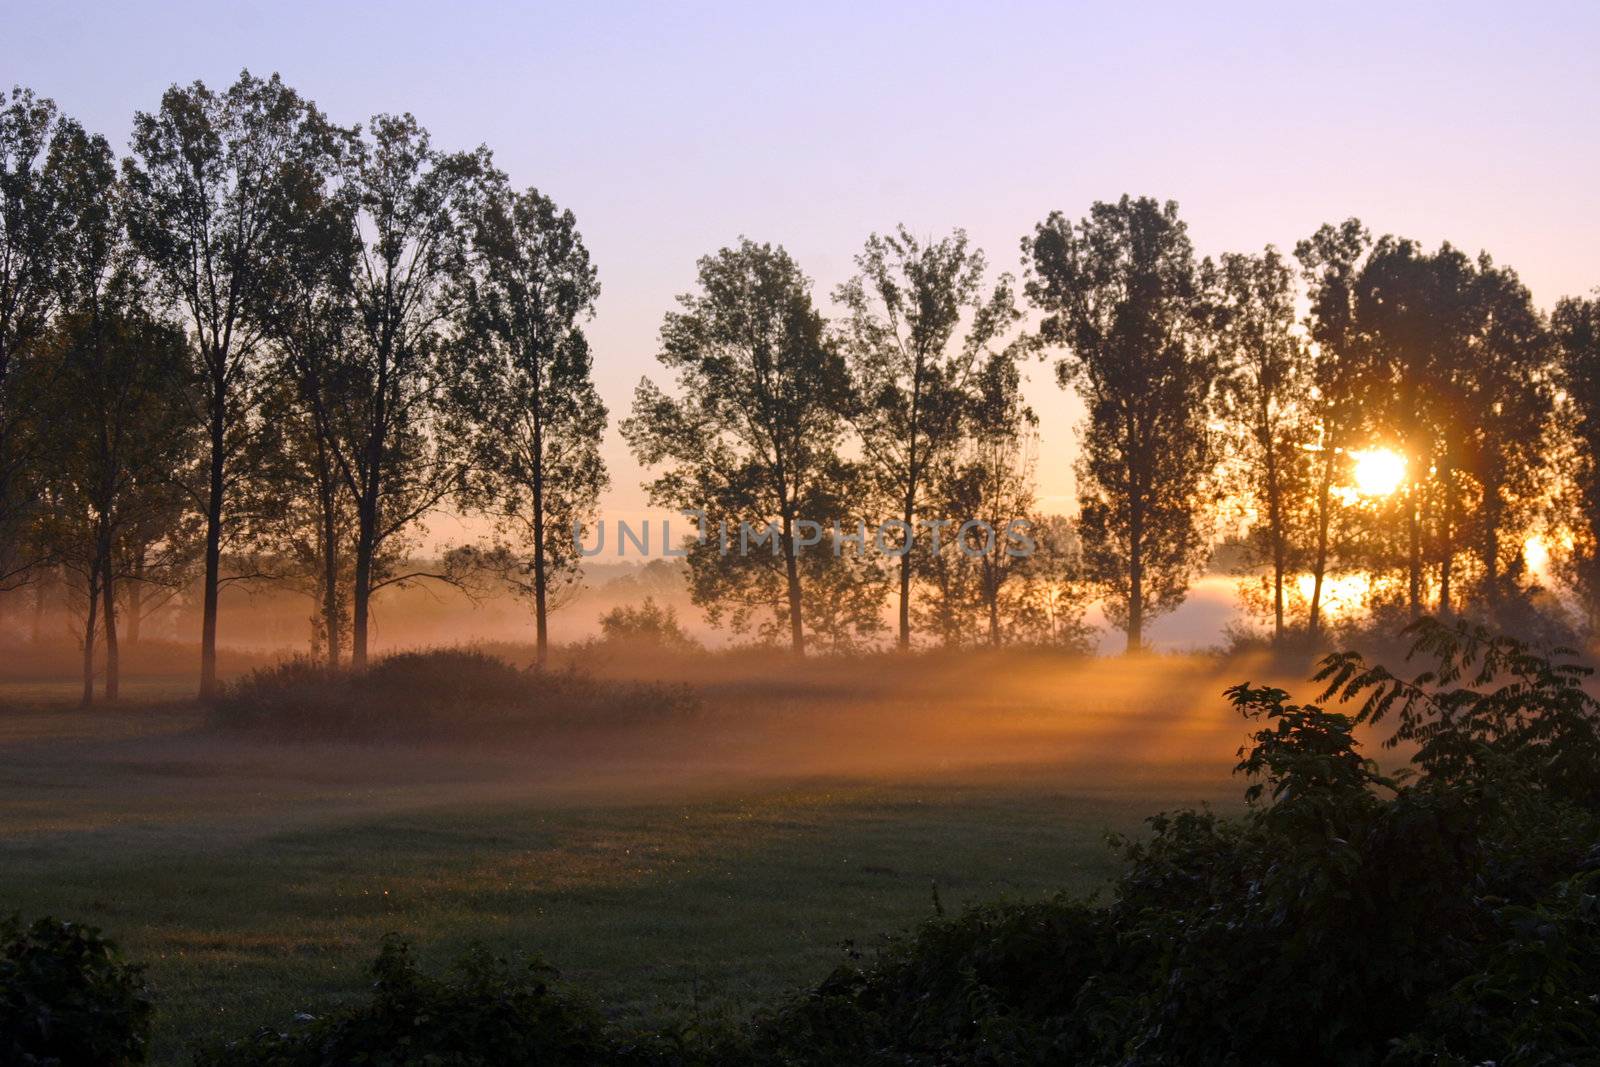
[[1350, 448, 1406, 497]]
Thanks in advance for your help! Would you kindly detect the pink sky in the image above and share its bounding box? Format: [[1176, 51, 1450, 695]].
[[8, 1, 1598, 561]]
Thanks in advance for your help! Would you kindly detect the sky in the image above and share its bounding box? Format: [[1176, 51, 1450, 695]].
[[6, 1, 1599, 552]]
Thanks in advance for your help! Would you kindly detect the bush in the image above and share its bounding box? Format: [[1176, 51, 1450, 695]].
[[597, 598, 701, 651], [738, 616, 1600, 1065], [198, 937, 618, 1066], [213, 649, 699, 740], [0, 914, 152, 1066]]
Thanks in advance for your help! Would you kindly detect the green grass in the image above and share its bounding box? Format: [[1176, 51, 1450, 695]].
[[0, 653, 1257, 1063]]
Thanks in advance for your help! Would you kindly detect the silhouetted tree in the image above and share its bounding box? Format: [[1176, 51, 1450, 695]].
[[1296, 219, 1372, 643], [250, 150, 359, 666], [1210, 247, 1315, 644], [624, 240, 853, 654], [329, 114, 487, 666], [1024, 196, 1215, 652], [917, 352, 1038, 647], [124, 70, 342, 697], [0, 88, 100, 595], [37, 129, 195, 703], [46, 303, 194, 704], [451, 183, 606, 666], [1554, 293, 1600, 632], [1456, 257, 1553, 618], [835, 227, 1020, 649]]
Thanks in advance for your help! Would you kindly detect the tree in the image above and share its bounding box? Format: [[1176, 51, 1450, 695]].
[[36, 119, 195, 702], [452, 184, 606, 666], [834, 226, 1020, 649], [329, 114, 486, 667], [0, 88, 99, 594], [124, 70, 342, 698], [1210, 247, 1315, 644], [1455, 257, 1553, 618], [1554, 293, 1600, 632], [46, 301, 194, 704], [916, 352, 1040, 647], [624, 239, 853, 654], [1296, 219, 1372, 644], [1024, 196, 1215, 652], [250, 155, 359, 667], [252, 375, 356, 666]]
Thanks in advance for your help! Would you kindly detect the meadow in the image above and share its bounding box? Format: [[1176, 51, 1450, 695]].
[[0, 648, 1287, 1063]]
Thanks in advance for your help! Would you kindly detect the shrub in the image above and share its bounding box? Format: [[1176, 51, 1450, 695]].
[[213, 649, 698, 740], [198, 937, 617, 1066], [0, 914, 152, 1066], [597, 598, 701, 651], [741, 616, 1600, 1065]]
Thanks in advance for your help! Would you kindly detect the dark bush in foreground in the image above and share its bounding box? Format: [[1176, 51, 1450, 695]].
[[213, 649, 699, 739], [0, 914, 152, 1066], [734, 618, 1600, 1066], [196, 938, 621, 1067]]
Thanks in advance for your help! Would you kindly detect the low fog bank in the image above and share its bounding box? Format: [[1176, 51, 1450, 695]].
[[0, 559, 1251, 670]]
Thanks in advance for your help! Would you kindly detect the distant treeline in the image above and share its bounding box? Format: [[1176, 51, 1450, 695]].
[[2, 72, 1599, 701]]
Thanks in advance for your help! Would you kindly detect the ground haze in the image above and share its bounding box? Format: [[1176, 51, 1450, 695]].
[[0, 647, 1286, 1063]]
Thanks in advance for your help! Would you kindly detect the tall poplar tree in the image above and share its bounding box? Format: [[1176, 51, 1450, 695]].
[[124, 70, 341, 697], [1210, 247, 1314, 644], [1024, 196, 1215, 652], [624, 240, 851, 654], [834, 226, 1019, 649], [451, 183, 607, 666]]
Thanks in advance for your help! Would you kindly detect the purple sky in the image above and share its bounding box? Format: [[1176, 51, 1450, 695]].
[[8, 1, 1599, 548]]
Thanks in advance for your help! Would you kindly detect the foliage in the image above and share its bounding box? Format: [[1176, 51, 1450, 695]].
[[0, 914, 152, 1066], [623, 239, 858, 655], [1208, 246, 1316, 643], [834, 225, 1022, 649], [213, 648, 698, 739], [197, 937, 619, 1067], [450, 182, 607, 664], [597, 596, 701, 651], [1024, 196, 1216, 652], [711, 618, 1600, 1065]]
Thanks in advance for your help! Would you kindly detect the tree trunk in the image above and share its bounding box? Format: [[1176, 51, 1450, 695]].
[[198, 385, 225, 700], [351, 510, 375, 669], [31, 568, 48, 644], [80, 567, 99, 708], [100, 547, 118, 703], [897, 505, 913, 652], [1307, 442, 1336, 646], [532, 404, 548, 668], [781, 511, 805, 655], [986, 564, 1001, 647], [1263, 433, 1286, 644], [1407, 485, 1422, 618], [1127, 513, 1144, 653], [351, 347, 389, 670], [1482, 495, 1502, 616], [127, 555, 143, 647], [317, 449, 341, 669], [1437, 461, 1455, 618]]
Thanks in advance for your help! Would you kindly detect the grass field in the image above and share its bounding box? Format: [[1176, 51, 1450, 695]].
[[0, 650, 1278, 1063]]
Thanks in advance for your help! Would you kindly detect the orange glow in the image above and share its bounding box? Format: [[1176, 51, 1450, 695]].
[[1349, 449, 1406, 497]]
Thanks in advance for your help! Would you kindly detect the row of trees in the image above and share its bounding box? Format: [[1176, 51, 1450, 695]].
[[1, 74, 606, 700], [630, 200, 1600, 656], [5, 71, 1600, 693]]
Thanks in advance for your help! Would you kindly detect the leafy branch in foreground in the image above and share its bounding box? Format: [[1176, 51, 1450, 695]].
[[1314, 615, 1600, 804]]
